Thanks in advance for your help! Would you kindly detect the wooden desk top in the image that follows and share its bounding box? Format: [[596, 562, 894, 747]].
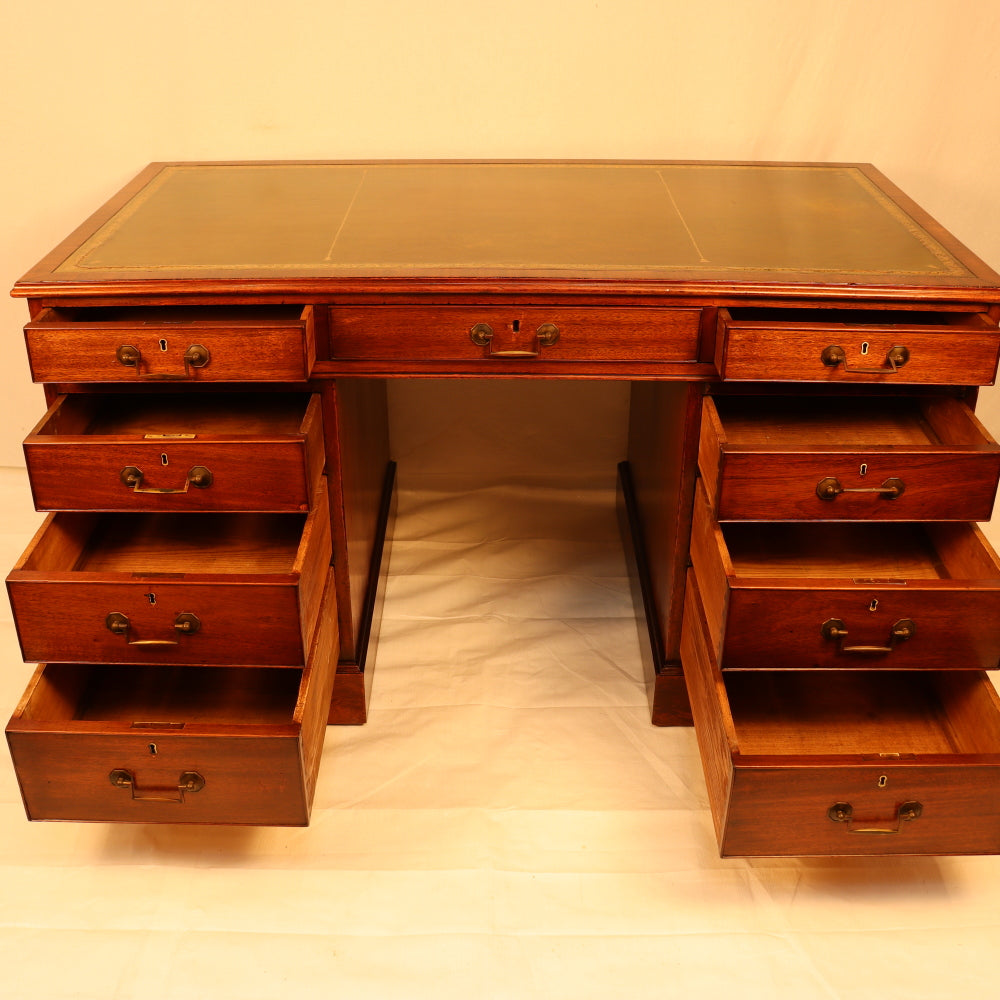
[[14, 161, 1000, 299]]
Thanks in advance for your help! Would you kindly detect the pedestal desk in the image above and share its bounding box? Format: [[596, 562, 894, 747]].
[[7, 161, 1000, 856]]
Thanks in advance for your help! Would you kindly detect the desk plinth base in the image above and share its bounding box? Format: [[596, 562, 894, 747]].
[[618, 461, 694, 727], [328, 461, 396, 725]]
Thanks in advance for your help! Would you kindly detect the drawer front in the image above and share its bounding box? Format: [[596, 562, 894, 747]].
[[689, 481, 1000, 671], [6, 578, 338, 825], [722, 585, 1000, 672], [7, 481, 331, 667], [7, 726, 309, 824], [330, 305, 702, 364], [724, 762, 1000, 857], [700, 395, 1000, 522], [10, 580, 313, 667], [24, 393, 325, 512], [716, 309, 1000, 385], [25, 306, 316, 383], [680, 572, 1000, 858]]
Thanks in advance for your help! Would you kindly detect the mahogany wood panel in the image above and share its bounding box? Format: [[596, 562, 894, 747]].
[[7, 480, 331, 667], [678, 572, 738, 844], [625, 381, 702, 670], [6, 570, 338, 825], [322, 380, 390, 666], [25, 305, 316, 383], [680, 571, 1000, 857], [24, 392, 324, 512], [701, 394, 1000, 521]]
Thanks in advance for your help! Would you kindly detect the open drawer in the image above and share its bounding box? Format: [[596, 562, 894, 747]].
[[5, 571, 338, 825], [699, 393, 1000, 521], [690, 479, 1000, 670], [715, 307, 1000, 385], [681, 571, 1000, 857], [24, 392, 325, 512], [7, 479, 331, 667], [24, 305, 316, 383]]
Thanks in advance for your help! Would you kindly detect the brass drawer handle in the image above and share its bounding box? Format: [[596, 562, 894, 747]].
[[105, 611, 202, 647], [828, 800, 922, 833], [816, 476, 905, 501], [821, 344, 909, 374], [821, 617, 915, 654], [110, 769, 205, 803], [469, 322, 560, 357], [120, 465, 213, 493], [115, 344, 211, 379]]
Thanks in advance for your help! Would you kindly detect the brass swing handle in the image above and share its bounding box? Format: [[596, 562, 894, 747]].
[[105, 612, 202, 648], [110, 769, 205, 803], [120, 465, 213, 493], [115, 343, 211, 379], [821, 344, 910, 374], [816, 476, 905, 501], [821, 617, 915, 654], [828, 800, 922, 834], [470, 322, 560, 357]]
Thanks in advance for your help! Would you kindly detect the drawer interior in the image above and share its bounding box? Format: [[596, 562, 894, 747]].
[[719, 521, 1000, 580], [37, 392, 314, 438], [18, 663, 303, 726], [724, 307, 990, 329], [20, 510, 307, 575], [724, 669, 1000, 757], [709, 394, 990, 448], [34, 305, 307, 327]]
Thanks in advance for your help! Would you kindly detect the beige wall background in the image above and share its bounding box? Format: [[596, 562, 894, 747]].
[[1, 0, 998, 484]]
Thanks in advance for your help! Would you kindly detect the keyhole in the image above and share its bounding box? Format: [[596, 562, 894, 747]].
[[869, 598, 879, 612], [147, 593, 156, 605], [158, 338, 168, 352], [861, 341, 870, 355], [859, 463, 868, 477], [161, 453, 169, 466], [148, 743, 158, 756], [878, 774, 888, 788], [511, 319, 520, 333]]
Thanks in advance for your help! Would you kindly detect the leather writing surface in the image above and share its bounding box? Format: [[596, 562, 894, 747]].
[[53, 162, 971, 283]]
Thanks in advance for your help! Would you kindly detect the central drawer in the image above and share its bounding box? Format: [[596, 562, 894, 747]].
[[681, 571, 1000, 857], [7, 479, 331, 667], [329, 304, 702, 363], [24, 392, 325, 512], [6, 569, 338, 825], [690, 479, 1000, 671]]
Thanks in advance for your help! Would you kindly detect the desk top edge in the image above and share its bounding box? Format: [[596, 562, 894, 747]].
[[13, 160, 1000, 301]]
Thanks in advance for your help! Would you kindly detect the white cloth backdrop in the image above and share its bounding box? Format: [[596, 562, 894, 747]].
[[1, 379, 998, 999]]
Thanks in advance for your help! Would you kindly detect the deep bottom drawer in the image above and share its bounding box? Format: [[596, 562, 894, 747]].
[[6, 572, 338, 825], [681, 570, 1000, 857]]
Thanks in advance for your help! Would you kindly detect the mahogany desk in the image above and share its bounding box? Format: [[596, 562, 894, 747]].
[[7, 161, 1000, 855]]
